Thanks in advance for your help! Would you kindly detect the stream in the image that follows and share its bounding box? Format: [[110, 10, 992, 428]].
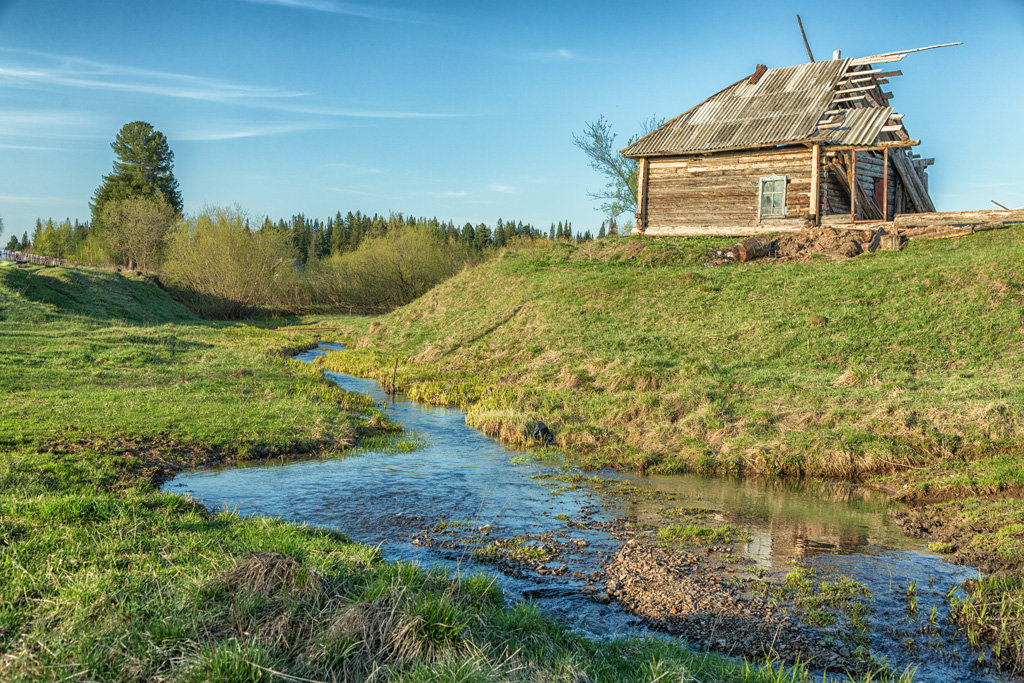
[[165, 343, 1009, 682]]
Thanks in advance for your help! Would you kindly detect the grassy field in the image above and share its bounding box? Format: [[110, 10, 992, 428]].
[[0, 261, 850, 682], [320, 229, 1024, 673], [322, 230, 1024, 480]]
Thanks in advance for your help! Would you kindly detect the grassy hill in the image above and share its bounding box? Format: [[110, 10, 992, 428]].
[[326, 230, 1024, 481], [0, 260, 196, 324], [323, 230, 1024, 673], [0, 262, 828, 682]]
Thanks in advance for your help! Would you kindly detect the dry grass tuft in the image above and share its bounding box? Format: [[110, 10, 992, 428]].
[[214, 551, 330, 599]]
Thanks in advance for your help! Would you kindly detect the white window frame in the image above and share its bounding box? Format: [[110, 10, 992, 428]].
[[758, 174, 788, 219]]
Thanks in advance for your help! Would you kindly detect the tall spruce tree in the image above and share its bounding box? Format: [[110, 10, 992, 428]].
[[90, 121, 182, 228]]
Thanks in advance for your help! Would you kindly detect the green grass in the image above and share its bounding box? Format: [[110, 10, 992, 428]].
[[656, 523, 750, 547], [320, 229, 1024, 480], [0, 262, 875, 682], [765, 568, 871, 634], [313, 230, 1024, 675]]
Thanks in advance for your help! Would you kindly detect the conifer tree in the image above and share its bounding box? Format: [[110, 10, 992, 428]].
[[91, 121, 182, 228]]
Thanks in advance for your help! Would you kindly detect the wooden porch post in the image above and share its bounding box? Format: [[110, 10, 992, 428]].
[[809, 143, 821, 223], [882, 147, 890, 220], [849, 151, 857, 221], [635, 158, 649, 233]]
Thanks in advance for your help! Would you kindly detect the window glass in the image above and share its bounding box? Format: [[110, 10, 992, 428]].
[[759, 175, 786, 217]]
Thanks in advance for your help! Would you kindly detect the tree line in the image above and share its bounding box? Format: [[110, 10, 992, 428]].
[[1, 120, 615, 317], [9, 211, 600, 265]]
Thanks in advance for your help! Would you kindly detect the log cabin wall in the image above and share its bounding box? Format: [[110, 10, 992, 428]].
[[641, 146, 813, 236]]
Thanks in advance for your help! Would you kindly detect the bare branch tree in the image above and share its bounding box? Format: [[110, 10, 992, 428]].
[[572, 115, 664, 220]]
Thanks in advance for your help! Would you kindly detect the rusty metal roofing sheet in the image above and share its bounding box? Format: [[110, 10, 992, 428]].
[[821, 106, 893, 146], [624, 59, 856, 157]]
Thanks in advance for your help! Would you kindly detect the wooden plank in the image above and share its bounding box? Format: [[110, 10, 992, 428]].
[[895, 209, 1024, 228], [810, 143, 820, 220], [849, 152, 856, 221], [636, 158, 649, 232], [889, 147, 936, 212], [827, 140, 920, 151], [851, 41, 962, 64], [882, 147, 889, 220]]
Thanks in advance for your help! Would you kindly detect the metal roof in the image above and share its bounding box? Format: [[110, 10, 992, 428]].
[[622, 59, 896, 158], [824, 106, 893, 146]]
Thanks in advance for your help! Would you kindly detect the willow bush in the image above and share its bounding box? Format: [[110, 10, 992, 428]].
[[162, 207, 302, 317], [309, 226, 474, 313], [161, 207, 476, 317]]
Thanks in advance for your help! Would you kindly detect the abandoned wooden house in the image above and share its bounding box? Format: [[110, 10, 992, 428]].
[[622, 47, 948, 236]]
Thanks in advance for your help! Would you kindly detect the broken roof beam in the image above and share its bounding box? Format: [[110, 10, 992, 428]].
[[850, 42, 963, 65], [827, 139, 920, 151]]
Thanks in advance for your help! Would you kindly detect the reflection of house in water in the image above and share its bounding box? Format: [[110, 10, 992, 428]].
[[620, 475, 914, 570], [743, 522, 872, 570]]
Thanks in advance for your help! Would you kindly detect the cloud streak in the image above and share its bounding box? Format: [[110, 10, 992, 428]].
[[425, 190, 469, 198], [0, 194, 76, 204], [236, 0, 427, 23], [0, 49, 305, 106], [0, 48, 462, 119], [173, 121, 331, 141], [0, 109, 98, 139]]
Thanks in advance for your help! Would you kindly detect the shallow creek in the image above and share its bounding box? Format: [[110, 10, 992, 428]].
[[166, 344, 1008, 682]]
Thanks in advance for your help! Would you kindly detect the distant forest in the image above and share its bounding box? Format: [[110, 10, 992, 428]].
[[7, 211, 606, 264]]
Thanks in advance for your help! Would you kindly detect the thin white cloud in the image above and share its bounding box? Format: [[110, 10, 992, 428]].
[[173, 121, 330, 141], [0, 48, 461, 119], [488, 184, 516, 194], [0, 143, 68, 151], [425, 190, 469, 198], [0, 109, 98, 139], [522, 48, 605, 63], [282, 103, 461, 118], [526, 48, 582, 61], [324, 186, 388, 198], [0, 194, 76, 204], [0, 49, 305, 105], [322, 162, 385, 174], [237, 0, 427, 23]]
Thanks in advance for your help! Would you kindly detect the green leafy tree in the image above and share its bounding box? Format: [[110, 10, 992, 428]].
[[91, 121, 182, 228], [100, 195, 177, 271], [572, 115, 665, 220]]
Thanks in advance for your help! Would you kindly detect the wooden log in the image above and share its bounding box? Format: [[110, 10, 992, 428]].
[[895, 210, 1024, 228], [733, 236, 774, 262]]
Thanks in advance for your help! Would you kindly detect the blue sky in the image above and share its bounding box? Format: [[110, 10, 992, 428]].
[[0, 0, 1022, 237]]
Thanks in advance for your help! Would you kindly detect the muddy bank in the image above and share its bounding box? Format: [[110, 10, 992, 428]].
[[603, 539, 861, 671], [891, 500, 1023, 575], [42, 435, 351, 489], [715, 227, 906, 264]]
